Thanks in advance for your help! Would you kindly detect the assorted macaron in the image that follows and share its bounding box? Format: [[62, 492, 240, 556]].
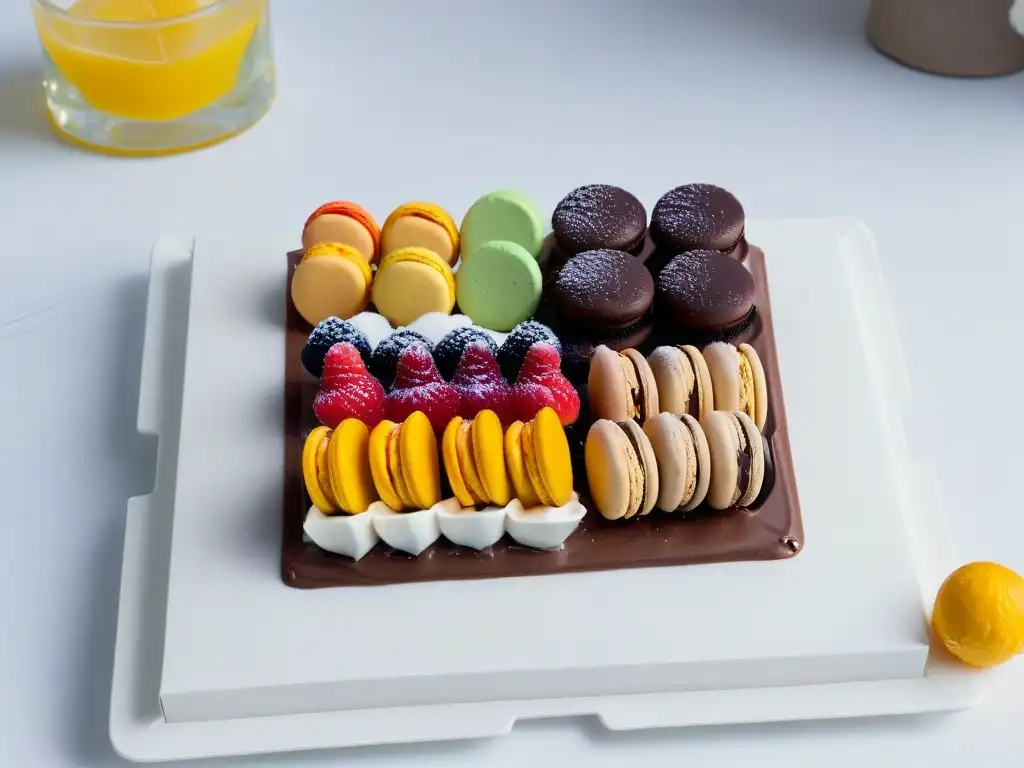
[[650, 183, 747, 259], [290, 243, 374, 326], [587, 345, 659, 424], [302, 201, 381, 263], [381, 202, 460, 265], [292, 184, 784, 544], [372, 247, 456, 328]]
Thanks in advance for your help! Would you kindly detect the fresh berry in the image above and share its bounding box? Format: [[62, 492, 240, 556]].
[[433, 326, 499, 381], [451, 341, 511, 423], [385, 343, 459, 431], [313, 343, 385, 428], [368, 329, 434, 390], [301, 316, 372, 378], [509, 342, 580, 425], [496, 320, 562, 382]]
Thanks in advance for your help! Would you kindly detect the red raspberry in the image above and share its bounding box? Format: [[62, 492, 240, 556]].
[[451, 341, 512, 424], [508, 342, 580, 425], [384, 343, 459, 431], [313, 343, 385, 428]]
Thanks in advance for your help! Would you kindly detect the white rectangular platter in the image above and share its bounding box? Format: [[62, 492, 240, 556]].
[[109, 219, 992, 763]]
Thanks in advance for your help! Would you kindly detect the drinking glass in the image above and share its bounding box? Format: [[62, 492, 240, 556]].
[[30, 0, 275, 155]]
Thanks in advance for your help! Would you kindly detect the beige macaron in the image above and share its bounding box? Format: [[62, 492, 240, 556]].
[[647, 345, 714, 418], [587, 345, 660, 424], [700, 410, 765, 510], [702, 342, 768, 431], [584, 419, 659, 520], [643, 413, 711, 512]]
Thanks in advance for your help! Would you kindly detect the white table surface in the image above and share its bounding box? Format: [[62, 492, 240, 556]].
[[1, 0, 1022, 765]]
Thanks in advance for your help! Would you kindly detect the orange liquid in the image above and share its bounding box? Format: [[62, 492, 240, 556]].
[[35, 0, 261, 121]]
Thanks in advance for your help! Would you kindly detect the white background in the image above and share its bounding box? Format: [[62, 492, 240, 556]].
[[1, 0, 1022, 765]]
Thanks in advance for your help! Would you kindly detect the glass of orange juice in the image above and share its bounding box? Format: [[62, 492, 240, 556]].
[[30, 0, 275, 156]]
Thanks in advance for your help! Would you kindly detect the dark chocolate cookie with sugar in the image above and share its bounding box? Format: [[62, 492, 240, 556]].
[[551, 184, 647, 256]]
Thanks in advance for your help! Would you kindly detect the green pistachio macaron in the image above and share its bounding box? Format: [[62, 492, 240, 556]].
[[455, 240, 543, 332], [459, 189, 546, 261]]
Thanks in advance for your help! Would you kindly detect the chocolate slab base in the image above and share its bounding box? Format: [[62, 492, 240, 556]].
[[281, 247, 803, 588]]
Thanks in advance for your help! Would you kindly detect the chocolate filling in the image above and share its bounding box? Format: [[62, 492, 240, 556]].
[[617, 421, 648, 516], [735, 430, 754, 506], [748, 434, 775, 510]]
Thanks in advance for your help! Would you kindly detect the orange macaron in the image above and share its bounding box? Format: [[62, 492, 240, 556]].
[[302, 201, 381, 264]]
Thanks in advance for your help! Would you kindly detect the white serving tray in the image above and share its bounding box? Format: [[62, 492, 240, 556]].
[[110, 220, 992, 763]]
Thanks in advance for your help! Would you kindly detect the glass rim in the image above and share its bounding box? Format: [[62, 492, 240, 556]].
[[31, 0, 250, 27]]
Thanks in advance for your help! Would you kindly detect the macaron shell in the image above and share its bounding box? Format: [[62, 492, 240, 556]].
[[687, 345, 716, 417], [291, 248, 372, 325], [620, 418, 659, 516], [531, 407, 573, 508], [471, 410, 512, 506], [457, 420, 488, 504], [679, 413, 711, 511], [327, 418, 377, 514], [302, 213, 377, 262], [587, 345, 631, 422], [399, 411, 441, 510], [735, 410, 765, 508], [622, 348, 659, 423], [455, 240, 543, 332], [647, 346, 694, 416], [388, 423, 417, 509], [504, 420, 541, 508], [460, 189, 545, 260], [368, 420, 404, 510], [442, 417, 475, 508], [643, 413, 695, 513], [372, 248, 456, 328], [521, 421, 554, 507], [383, 215, 457, 265], [702, 342, 742, 412], [701, 411, 740, 510], [584, 420, 631, 520], [739, 343, 768, 431], [302, 426, 338, 513]]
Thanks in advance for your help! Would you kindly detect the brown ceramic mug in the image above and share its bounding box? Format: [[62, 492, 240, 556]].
[[868, 0, 1024, 76]]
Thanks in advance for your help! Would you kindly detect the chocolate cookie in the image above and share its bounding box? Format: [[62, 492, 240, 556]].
[[650, 183, 745, 256], [655, 250, 755, 332], [551, 184, 647, 256], [549, 249, 654, 331]]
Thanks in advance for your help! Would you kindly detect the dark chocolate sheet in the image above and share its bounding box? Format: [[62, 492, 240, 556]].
[[281, 245, 803, 588]]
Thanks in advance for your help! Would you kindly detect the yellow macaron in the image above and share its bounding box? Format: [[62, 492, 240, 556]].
[[369, 412, 441, 511], [504, 420, 541, 508], [381, 202, 460, 266], [301, 423, 377, 515], [471, 410, 512, 506], [515, 407, 573, 508], [371, 247, 456, 328], [291, 242, 373, 326], [326, 418, 378, 514], [456, 418, 489, 504], [442, 417, 477, 507]]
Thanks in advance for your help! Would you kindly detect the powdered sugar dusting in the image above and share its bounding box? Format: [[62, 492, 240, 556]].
[[651, 183, 744, 249], [554, 249, 652, 315], [552, 184, 646, 251], [657, 250, 753, 317]]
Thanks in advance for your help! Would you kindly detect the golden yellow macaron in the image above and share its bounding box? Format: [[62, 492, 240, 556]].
[[522, 407, 573, 508], [371, 247, 456, 328], [302, 426, 339, 513], [471, 410, 512, 506], [504, 420, 541, 508], [457, 418, 489, 504], [369, 420, 404, 510], [381, 202, 460, 266], [291, 242, 373, 326], [326, 418, 377, 514], [442, 417, 476, 508], [368, 413, 440, 511]]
